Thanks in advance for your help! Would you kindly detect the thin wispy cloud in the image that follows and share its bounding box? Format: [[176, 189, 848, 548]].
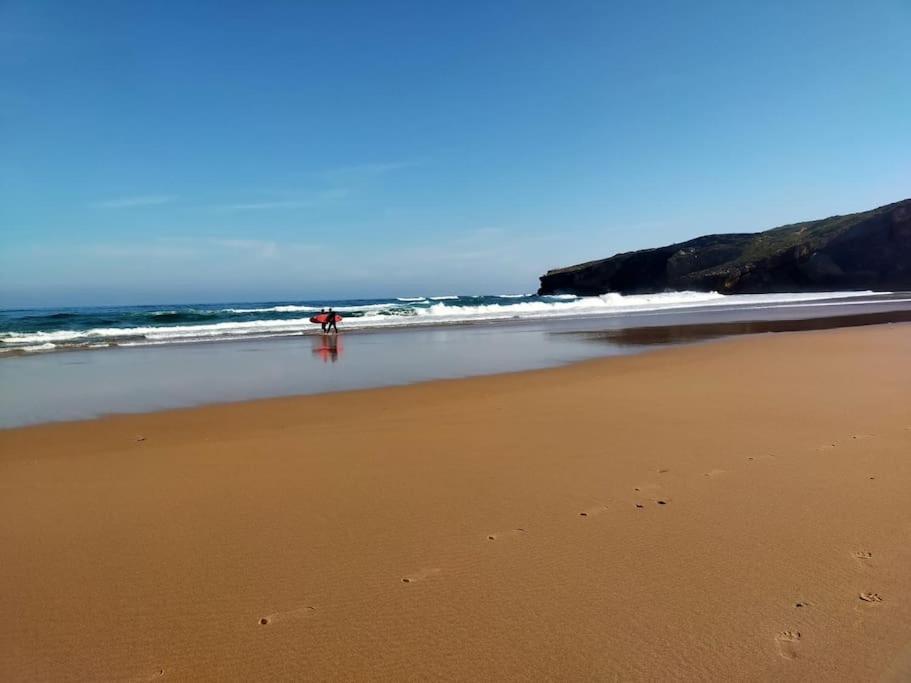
[[80, 242, 197, 259], [210, 238, 323, 260], [89, 195, 177, 209], [217, 200, 320, 211], [214, 188, 349, 212], [215, 199, 348, 211], [212, 238, 280, 258], [72, 237, 321, 262], [321, 160, 421, 180]]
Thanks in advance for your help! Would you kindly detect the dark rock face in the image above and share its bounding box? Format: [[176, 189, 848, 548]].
[[538, 199, 911, 295]]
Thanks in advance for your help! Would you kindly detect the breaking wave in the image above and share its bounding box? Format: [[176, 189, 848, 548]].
[[0, 290, 889, 354]]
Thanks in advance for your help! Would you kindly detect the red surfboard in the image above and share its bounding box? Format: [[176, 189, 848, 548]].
[[309, 313, 343, 324]]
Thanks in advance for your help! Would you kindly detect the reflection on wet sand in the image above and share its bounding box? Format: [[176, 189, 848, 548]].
[[312, 334, 343, 362], [579, 309, 911, 346]]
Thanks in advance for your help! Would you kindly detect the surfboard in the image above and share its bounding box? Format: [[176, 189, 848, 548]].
[[309, 313, 343, 324]]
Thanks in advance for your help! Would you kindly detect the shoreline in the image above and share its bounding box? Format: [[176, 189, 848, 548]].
[[578, 308, 911, 346], [0, 307, 911, 430], [1, 293, 909, 360], [2, 325, 910, 680], [3, 290, 907, 358]]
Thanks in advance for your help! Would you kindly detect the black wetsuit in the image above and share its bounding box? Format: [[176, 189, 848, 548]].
[[325, 310, 338, 333]]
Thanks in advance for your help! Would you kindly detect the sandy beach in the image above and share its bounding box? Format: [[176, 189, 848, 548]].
[[2, 324, 910, 681]]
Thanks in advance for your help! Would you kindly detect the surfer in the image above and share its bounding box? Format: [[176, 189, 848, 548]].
[[309, 309, 342, 333], [325, 308, 339, 334]]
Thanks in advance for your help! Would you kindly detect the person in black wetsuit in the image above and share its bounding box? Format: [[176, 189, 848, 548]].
[[325, 308, 339, 334], [318, 308, 328, 333]]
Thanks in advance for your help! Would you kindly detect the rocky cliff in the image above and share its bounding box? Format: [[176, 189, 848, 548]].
[[538, 198, 911, 296]]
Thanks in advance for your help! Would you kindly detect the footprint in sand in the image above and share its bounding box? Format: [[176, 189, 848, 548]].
[[854, 592, 885, 625], [579, 505, 608, 518], [851, 434, 875, 441], [487, 528, 527, 540], [657, 468, 670, 474], [633, 491, 671, 508], [816, 443, 838, 452], [704, 469, 726, 478], [776, 630, 802, 659], [632, 482, 669, 510], [258, 605, 316, 626], [632, 500, 669, 509], [131, 669, 165, 682], [401, 568, 441, 584], [852, 551, 873, 562]]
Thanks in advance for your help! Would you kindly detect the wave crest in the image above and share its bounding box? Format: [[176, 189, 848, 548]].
[[0, 290, 885, 352]]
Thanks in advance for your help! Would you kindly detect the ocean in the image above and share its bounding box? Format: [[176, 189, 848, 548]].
[[0, 290, 896, 355], [3, 289, 911, 427]]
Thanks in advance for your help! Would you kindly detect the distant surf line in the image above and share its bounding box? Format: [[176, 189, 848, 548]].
[[0, 290, 890, 355]]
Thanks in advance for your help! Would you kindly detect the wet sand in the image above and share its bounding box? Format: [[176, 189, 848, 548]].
[[5, 298, 911, 429], [581, 308, 911, 346], [2, 324, 911, 680]]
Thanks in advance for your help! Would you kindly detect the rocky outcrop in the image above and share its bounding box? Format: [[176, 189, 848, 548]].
[[538, 199, 911, 295]]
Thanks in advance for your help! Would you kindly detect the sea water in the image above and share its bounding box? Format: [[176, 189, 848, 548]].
[[2, 290, 910, 428], [0, 290, 895, 355]]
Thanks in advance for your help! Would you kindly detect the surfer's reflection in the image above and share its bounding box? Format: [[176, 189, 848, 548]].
[[312, 333, 343, 363]]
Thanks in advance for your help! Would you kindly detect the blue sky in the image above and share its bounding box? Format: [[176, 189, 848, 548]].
[[2, 0, 909, 306]]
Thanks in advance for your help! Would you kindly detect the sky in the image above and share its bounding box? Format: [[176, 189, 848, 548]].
[[1, 0, 909, 307]]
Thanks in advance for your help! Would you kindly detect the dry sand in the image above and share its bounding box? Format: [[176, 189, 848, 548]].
[[2, 324, 910, 681]]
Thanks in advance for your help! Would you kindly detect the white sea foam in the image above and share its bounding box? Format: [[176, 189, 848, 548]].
[[429, 295, 459, 300], [225, 305, 313, 313], [0, 342, 57, 353], [22, 343, 57, 352], [0, 290, 888, 351], [396, 297, 427, 302], [224, 302, 396, 314]]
